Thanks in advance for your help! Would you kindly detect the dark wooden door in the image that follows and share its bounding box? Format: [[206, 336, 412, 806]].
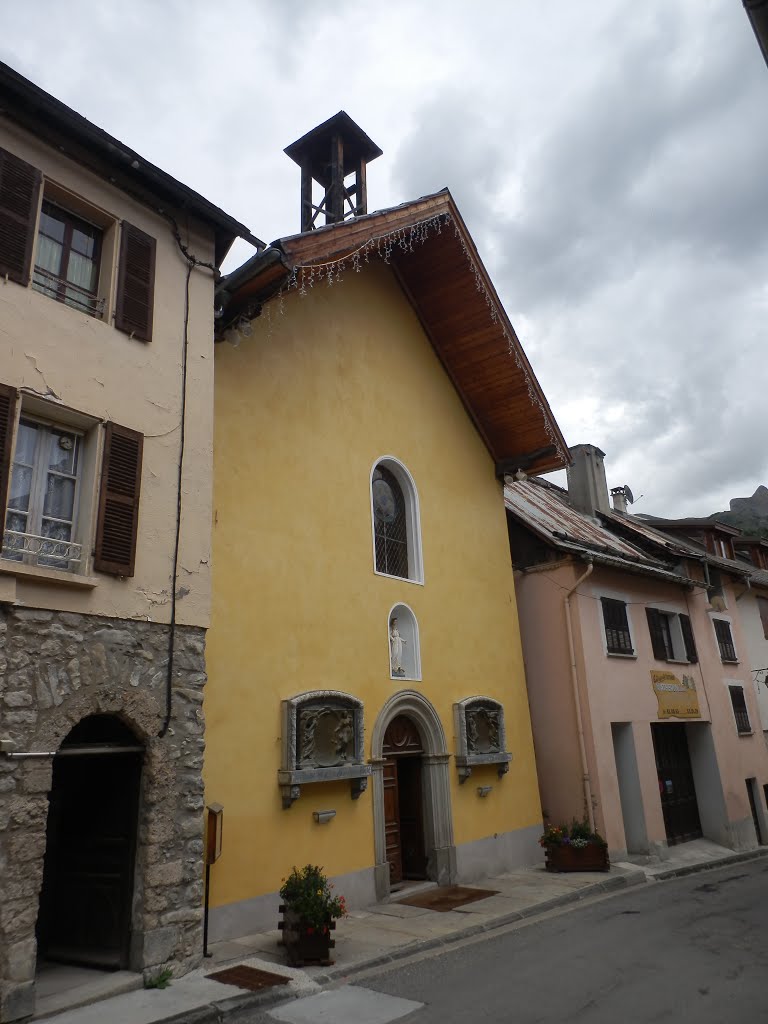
[[383, 757, 403, 884], [651, 723, 702, 846], [383, 716, 426, 885], [397, 757, 427, 879], [38, 718, 142, 969]]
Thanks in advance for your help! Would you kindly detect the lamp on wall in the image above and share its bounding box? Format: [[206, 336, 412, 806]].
[[313, 809, 337, 824], [477, 786, 493, 798]]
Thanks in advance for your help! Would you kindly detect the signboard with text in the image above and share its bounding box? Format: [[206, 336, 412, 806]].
[[651, 670, 701, 719]]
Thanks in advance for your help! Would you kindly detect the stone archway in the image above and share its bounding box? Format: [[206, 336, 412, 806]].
[[370, 691, 455, 899], [37, 715, 143, 970]]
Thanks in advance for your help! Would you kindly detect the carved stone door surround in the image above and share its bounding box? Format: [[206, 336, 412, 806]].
[[370, 690, 455, 900]]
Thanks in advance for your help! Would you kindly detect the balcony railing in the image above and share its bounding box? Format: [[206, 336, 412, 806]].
[[1, 529, 82, 570], [32, 266, 104, 319]]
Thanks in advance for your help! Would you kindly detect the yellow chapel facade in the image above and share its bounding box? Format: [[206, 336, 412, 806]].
[[203, 123, 567, 938]]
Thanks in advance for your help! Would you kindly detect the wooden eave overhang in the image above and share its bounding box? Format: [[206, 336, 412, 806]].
[[219, 189, 568, 476]]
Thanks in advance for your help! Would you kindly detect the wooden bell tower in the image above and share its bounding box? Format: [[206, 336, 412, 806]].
[[284, 111, 382, 232]]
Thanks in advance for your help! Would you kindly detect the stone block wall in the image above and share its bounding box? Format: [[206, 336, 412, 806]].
[[0, 606, 207, 1023]]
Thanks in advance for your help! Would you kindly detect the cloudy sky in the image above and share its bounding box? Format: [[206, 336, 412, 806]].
[[3, 1, 766, 517]]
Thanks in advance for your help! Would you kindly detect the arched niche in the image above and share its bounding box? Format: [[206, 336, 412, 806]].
[[279, 690, 372, 808], [388, 603, 421, 681]]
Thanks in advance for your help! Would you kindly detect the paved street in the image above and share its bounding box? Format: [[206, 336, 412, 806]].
[[255, 859, 768, 1024]]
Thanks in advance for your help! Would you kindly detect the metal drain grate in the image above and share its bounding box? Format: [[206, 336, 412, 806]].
[[207, 965, 291, 992], [396, 885, 500, 912]]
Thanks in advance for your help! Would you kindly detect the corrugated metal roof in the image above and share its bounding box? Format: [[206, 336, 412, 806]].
[[505, 481, 700, 585], [506, 481, 664, 562], [606, 511, 752, 579]]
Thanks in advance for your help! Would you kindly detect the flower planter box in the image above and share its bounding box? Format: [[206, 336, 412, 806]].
[[278, 906, 336, 966], [544, 844, 609, 873]]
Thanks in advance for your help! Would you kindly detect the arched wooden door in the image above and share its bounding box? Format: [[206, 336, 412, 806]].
[[383, 715, 427, 885], [37, 715, 143, 969]]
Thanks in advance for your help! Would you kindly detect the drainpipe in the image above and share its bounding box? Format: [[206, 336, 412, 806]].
[[563, 558, 595, 832]]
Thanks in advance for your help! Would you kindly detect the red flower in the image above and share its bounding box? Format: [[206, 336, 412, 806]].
[[306, 926, 314, 935]]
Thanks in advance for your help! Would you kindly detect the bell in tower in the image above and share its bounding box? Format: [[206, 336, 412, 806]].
[[284, 111, 382, 233]]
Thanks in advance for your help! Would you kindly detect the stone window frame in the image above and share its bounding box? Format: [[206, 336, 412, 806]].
[[278, 690, 372, 809], [453, 695, 512, 783]]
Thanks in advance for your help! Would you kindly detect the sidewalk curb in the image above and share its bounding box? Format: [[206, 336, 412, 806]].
[[313, 870, 647, 986], [647, 845, 768, 882], [117, 852, 768, 1024]]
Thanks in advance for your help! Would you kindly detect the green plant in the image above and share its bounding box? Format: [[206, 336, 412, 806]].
[[539, 819, 606, 849], [279, 864, 347, 930], [144, 967, 173, 990]]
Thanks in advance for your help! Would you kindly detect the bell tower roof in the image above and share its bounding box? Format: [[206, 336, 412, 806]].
[[284, 111, 382, 231]]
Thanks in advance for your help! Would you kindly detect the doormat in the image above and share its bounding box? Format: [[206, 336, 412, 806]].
[[395, 885, 500, 912], [207, 965, 291, 992]]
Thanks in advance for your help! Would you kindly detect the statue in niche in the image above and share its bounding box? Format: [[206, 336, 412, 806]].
[[389, 618, 407, 677], [298, 709, 319, 767], [334, 710, 354, 761]]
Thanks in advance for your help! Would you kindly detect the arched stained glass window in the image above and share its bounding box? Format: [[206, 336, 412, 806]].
[[372, 465, 409, 578]]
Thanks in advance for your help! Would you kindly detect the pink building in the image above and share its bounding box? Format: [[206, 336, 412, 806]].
[[506, 445, 768, 860]]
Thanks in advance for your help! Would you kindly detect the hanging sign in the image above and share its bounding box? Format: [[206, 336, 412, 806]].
[[651, 671, 701, 719]]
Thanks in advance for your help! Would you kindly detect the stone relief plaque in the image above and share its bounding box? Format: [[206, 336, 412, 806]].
[[298, 707, 355, 768], [279, 691, 372, 808], [454, 696, 511, 783]]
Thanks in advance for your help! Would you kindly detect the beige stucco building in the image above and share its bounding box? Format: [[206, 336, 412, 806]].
[[506, 445, 768, 863], [0, 63, 254, 1022]]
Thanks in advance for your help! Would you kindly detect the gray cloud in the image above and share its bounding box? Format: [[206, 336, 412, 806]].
[[1, 0, 764, 517]]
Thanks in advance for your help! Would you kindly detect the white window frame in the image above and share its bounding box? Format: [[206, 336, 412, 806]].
[[370, 456, 424, 585], [646, 604, 695, 663], [1, 394, 101, 578]]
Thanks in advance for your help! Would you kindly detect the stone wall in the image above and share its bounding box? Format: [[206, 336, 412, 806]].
[[0, 606, 207, 1023]]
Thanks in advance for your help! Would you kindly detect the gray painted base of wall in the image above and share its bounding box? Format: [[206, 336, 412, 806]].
[[454, 823, 543, 882], [208, 865, 378, 943], [209, 824, 543, 942]]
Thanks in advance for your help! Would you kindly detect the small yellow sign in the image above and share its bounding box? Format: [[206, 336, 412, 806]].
[[651, 670, 700, 719]]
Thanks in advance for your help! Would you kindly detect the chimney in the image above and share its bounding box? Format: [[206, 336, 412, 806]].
[[284, 111, 383, 233], [610, 487, 628, 514], [567, 444, 610, 517]]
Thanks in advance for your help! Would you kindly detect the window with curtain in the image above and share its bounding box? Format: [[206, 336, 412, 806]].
[[3, 418, 81, 570], [32, 201, 102, 317]]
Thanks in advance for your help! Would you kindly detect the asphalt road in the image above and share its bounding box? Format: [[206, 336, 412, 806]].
[[259, 859, 768, 1024]]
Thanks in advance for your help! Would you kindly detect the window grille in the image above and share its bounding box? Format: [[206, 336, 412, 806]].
[[372, 465, 408, 578]]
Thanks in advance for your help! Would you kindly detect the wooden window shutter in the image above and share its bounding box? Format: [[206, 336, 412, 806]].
[[0, 147, 42, 284], [94, 422, 143, 576], [645, 608, 669, 660], [679, 614, 698, 663], [601, 597, 633, 654], [115, 221, 156, 342], [0, 382, 18, 522]]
